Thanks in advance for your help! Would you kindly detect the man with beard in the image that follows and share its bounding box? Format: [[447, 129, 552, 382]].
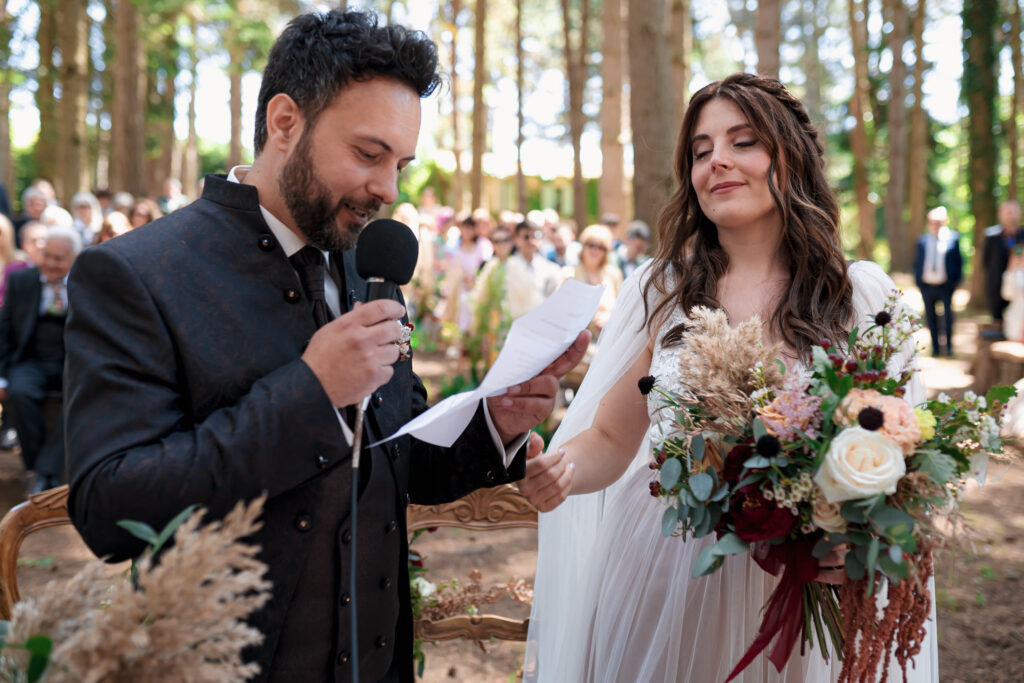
[[63, 10, 585, 683]]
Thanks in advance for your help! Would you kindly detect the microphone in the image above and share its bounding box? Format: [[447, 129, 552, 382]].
[[355, 218, 419, 301], [347, 217, 419, 683]]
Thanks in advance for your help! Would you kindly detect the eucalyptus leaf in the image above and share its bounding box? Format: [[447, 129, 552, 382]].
[[691, 434, 706, 462], [870, 505, 915, 531], [680, 489, 700, 508], [691, 504, 707, 528], [711, 532, 749, 556], [116, 520, 158, 546], [888, 544, 903, 564], [691, 544, 723, 577], [677, 504, 691, 522], [689, 472, 714, 501], [840, 501, 867, 525], [845, 551, 866, 581], [770, 456, 790, 468], [812, 537, 836, 558], [694, 508, 715, 537], [660, 458, 683, 490], [743, 456, 771, 469], [710, 485, 729, 502], [661, 506, 678, 537], [866, 537, 880, 594], [753, 418, 768, 440]]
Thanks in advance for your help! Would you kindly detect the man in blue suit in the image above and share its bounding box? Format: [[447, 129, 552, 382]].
[[914, 206, 963, 356]]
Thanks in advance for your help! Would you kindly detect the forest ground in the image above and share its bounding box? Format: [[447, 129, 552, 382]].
[[0, 305, 1020, 682]]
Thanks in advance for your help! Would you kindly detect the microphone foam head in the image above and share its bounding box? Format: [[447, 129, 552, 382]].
[[355, 218, 419, 285]]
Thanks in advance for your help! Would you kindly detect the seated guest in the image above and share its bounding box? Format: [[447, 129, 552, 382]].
[[617, 220, 651, 279], [505, 219, 562, 319], [19, 222, 47, 265], [129, 198, 163, 228], [562, 224, 623, 337], [95, 211, 134, 243], [71, 192, 103, 245], [0, 227, 82, 493], [0, 215, 30, 306], [1002, 246, 1024, 342], [984, 200, 1024, 323]]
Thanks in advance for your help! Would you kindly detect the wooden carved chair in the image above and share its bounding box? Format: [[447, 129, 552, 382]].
[[0, 482, 539, 644], [407, 483, 537, 644], [0, 484, 72, 619]]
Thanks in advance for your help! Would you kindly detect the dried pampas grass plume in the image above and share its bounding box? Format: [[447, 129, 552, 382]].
[[676, 307, 784, 434], [3, 495, 271, 683]]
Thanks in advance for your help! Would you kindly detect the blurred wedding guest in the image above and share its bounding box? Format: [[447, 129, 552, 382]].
[[0, 215, 31, 306], [468, 225, 517, 375], [40, 205, 74, 230], [505, 219, 562, 320], [94, 211, 134, 244], [548, 221, 580, 267], [562, 224, 623, 337], [112, 191, 134, 216], [439, 213, 492, 334], [0, 227, 82, 493], [472, 207, 495, 240], [32, 179, 56, 204], [1001, 246, 1024, 342], [983, 200, 1024, 324], [618, 220, 652, 279], [158, 177, 189, 214], [0, 183, 11, 222], [391, 202, 428, 318], [14, 187, 48, 234], [19, 222, 47, 265], [71, 192, 103, 245], [93, 187, 114, 216], [914, 205, 963, 356], [129, 198, 163, 228], [498, 209, 523, 233]]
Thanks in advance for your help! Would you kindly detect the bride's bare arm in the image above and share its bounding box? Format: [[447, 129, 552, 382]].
[[519, 345, 653, 510]]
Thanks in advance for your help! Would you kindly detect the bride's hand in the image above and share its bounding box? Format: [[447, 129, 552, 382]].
[[517, 433, 575, 512], [815, 544, 850, 585]]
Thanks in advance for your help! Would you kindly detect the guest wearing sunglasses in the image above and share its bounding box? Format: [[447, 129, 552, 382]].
[[563, 224, 623, 336]]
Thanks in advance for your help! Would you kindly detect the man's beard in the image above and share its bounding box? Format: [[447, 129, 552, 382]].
[[278, 135, 381, 251]]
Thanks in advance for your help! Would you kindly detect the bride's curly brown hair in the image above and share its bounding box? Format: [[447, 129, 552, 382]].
[[643, 73, 853, 358]]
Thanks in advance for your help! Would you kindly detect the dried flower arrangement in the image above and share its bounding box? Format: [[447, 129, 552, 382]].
[[0, 496, 271, 683]]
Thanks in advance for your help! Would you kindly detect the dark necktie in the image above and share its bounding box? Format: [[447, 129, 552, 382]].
[[290, 246, 333, 328]]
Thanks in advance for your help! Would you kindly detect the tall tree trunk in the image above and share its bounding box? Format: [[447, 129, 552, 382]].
[[849, 0, 875, 259], [755, 0, 780, 78], [470, 0, 486, 210], [228, 42, 244, 169], [802, 0, 827, 131], [111, 0, 145, 196], [183, 12, 200, 200], [0, 1, 14, 195], [1009, 0, 1023, 202], [600, 0, 625, 225], [448, 0, 464, 211], [56, 0, 89, 205], [147, 26, 178, 197], [883, 0, 909, 271], [628, 0, 674, 232], [907, 0, 927, 245], [669, 0, 690, 129], [963, 0, 1000, 301], [515, 0, 526, 213], [562, 0, 590, 228], [35, 0, 58, 186]]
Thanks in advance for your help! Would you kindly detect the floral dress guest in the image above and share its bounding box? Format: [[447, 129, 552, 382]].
[[467, 227, 515, 378], [1000, 247, 1024, 342]]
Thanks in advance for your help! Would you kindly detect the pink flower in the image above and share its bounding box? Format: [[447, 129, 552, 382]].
[[758, 384, 823, 441], [836, 389, 921, 455]]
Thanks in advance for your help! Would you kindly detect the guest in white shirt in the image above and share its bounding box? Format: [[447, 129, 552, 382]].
[[505, 219, 563, 320], [914, 205, 963, 356]]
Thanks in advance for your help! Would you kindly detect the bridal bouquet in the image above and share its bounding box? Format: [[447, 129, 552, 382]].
[[643, 295, 1015, 683]]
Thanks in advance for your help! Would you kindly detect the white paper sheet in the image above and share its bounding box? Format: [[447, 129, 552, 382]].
[[370, 278, 605, 448]]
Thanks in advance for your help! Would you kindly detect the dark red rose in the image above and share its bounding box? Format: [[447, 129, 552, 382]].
[[729, 486, 795, 543], [721, 442, 753, 483]]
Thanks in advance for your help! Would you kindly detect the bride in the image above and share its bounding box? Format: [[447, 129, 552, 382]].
[[519, 73, 938, 682]]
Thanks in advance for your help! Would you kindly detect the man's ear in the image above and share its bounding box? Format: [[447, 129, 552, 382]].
[[265, 93, 304, 152]]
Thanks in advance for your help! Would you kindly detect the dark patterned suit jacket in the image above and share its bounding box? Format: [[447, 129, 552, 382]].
[[0, 267, 44, 377], [64, 175, 525, 681]]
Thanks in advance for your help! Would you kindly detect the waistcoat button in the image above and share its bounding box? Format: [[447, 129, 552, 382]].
[[294, 514, 312, 532], [258, 234, 276, 251], [284, 288, 301, 303]]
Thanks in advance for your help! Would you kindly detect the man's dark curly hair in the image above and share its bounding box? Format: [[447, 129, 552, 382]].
[[253, 9, 442, 155]]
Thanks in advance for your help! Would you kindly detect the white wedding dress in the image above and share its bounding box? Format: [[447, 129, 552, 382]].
[[524, 260, 939, 682]]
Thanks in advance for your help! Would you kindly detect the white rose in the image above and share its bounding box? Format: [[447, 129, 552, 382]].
[[412, 576, 436, 599], [811, 493, 847, 534], [814, 426, 906, 503]]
